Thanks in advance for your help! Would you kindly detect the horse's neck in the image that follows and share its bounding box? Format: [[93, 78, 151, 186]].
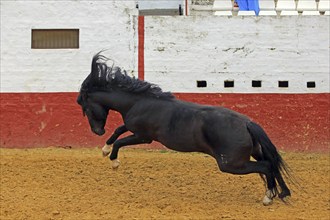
[[106, 91, 139, 116]]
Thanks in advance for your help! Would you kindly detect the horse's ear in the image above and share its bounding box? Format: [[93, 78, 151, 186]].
[[91, 52, 101, 77]]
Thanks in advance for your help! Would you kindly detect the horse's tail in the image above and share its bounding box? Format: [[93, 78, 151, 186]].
[[247, 121, 294, 198]]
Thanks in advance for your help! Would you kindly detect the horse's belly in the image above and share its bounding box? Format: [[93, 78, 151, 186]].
[[161, 142, 197, 152], [156, 134, 206, 153]]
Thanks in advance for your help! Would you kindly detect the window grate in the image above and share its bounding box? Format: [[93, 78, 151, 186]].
[[31, 29, 79, 49]]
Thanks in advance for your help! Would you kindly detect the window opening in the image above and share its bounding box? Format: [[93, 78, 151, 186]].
[[197, 80, 207, 88], [307, 81, 316, 88], [278, 81, 289, 88], [224, 80, 234, 88], [252, 80, 262, 88]]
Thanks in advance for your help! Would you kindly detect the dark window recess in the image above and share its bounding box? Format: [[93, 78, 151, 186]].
[[197, 80, 207, 88], [278, 81, 289, 88], [252, 80, 262, 88], [307, 81, 316, 88], [32, 29, 79, 49], [138, 4, 183, 16], [224, 80, 234, 88]]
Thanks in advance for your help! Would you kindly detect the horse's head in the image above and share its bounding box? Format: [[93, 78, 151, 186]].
[[77, 92, 108, 136], [77, 52, 112, 136]]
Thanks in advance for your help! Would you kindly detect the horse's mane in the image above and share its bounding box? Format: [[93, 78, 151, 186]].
[[80, 53, 174, 99]]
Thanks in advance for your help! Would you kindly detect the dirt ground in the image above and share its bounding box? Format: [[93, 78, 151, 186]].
[[0, 147, 329, 220]]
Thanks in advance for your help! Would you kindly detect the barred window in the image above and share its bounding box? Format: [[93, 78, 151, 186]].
[[31, 29, 79, 49]]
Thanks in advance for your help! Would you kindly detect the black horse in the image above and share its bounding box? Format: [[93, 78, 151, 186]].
[[77, 53, 292, 205]]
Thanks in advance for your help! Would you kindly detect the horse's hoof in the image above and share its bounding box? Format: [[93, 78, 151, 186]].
[[102, 144, 112, 157], [263, 189, 275, 206], [281, 195, 291, 204], [279, 190, 291, 199], [263, 195, 273, 206], [112, 159, 120, 169]]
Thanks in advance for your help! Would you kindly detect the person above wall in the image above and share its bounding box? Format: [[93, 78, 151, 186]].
[[235, 0, 260, 15]]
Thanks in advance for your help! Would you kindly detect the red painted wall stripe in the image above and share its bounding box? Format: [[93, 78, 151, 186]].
[[0, 92, 329, 151], [138, 16, 145, 80]]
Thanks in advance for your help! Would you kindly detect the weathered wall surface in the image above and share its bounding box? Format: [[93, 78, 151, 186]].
[[0, 1, 329, 151], [0, 1, 138, 92], [140, 16, 329, 151], [143, 16, 329, 93], [1, 92, 328, 151]]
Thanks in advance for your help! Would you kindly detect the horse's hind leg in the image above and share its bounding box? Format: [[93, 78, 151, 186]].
[[215, 154, 276, 205], [251, 144, 291, 200], [251, 145, 267, 186], [274, 170, 291, 200]]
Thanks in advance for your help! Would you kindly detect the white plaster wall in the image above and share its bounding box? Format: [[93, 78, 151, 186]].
[[144, 16, 330, 93], [1, 1, 329, 94], [0, 0, 138, 92]]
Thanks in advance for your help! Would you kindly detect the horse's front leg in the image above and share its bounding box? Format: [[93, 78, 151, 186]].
[[102, 125, 128, 157], [109, 135, 152, 169]]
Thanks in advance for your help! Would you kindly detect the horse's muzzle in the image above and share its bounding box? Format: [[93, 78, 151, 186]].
[[92, 127, 105, 136]]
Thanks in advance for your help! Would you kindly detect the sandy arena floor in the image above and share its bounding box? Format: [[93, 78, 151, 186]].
[[0, 147, 329, 220]]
